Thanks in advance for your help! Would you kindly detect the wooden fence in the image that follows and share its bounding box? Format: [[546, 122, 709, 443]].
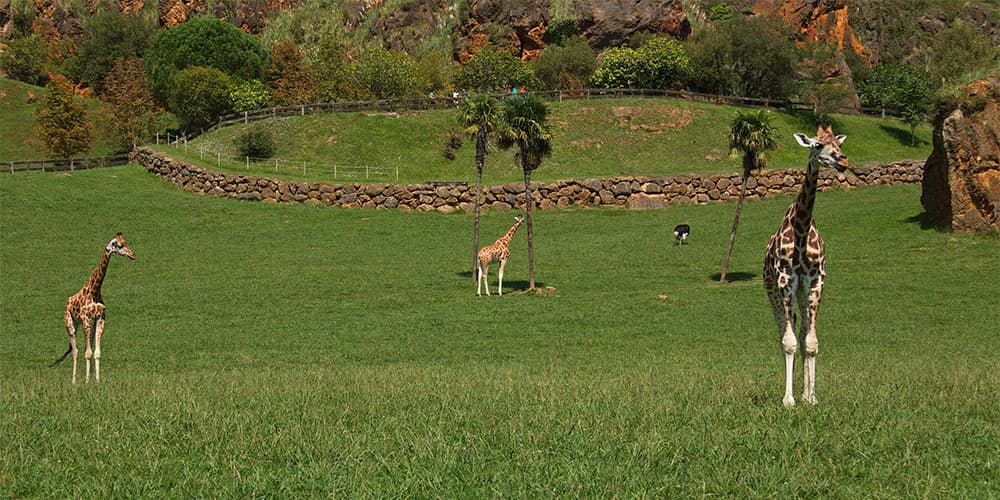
[[3, 153, 131, 174]]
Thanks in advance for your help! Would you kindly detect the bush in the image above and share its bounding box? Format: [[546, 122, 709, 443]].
[[168, 66, 233, 130], [591, 36, 688, 89], [230, 80, 272, 112], [33, 75, 92, 158], [66, 10, 154, 93], [454, 47, 536, 93], [0, 35, 49, 86], [234, 127, 276, 159], [533, 36, 597, 90]]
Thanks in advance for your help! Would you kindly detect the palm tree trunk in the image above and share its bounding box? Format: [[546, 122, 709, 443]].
[[472, 136, 486, 281], [523, 163, 535, 290], [721, 169, 749, 282]]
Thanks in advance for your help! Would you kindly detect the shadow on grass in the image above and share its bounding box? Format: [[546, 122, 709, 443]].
[[709, 271, 756, 283], [902, 212, 941, 230], [879, 124, 928, 147]]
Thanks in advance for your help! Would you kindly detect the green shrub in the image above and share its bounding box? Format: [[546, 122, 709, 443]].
[[234, 127, 276, 159], [168, 66, 233, 130], [230, 80, 272, 112]]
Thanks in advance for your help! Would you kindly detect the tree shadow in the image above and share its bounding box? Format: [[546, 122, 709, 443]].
[[709, 272, 756, 283], [902, 212, 942, 231], [878, 124, 928, 147]]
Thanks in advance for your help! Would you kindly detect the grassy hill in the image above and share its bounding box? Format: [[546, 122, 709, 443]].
[[0, 78, 122, 161], [1, 166, 997, 496], [156, 97, 933, 184]]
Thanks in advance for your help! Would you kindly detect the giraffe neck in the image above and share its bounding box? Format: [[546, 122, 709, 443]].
[[85, 249, 112, 297], [791, 160, 821, 230], [496, 220, 522, 249]]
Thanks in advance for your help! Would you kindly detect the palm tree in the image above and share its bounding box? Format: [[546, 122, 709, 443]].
[[458, 94, 501, 279], [497, 95, 552, 290], [721, 109, 777, 282]]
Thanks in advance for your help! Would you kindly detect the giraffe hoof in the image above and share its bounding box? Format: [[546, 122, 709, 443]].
[[783, 397, 796, 408]]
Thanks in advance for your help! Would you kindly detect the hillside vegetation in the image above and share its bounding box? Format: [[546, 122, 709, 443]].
[[0, 78, 122, 160], [1, 167, 997, 496], [157, 96, 933, 184]]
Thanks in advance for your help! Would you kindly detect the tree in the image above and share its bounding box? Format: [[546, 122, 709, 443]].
[[0, 35, 49, 86], [458, 94, 502, 279], [168, 66, 233, 130], [591, 36, 688, 89], [266, 39, 319, 106], [496, 95, 552, 290], [102, 57, 163, 150], [147, 16, 268, 104], [66, 10, 154, 93], [797, 44, 854, 116], [534, 36, 598, 90], [454, 47, 535, 93], [721, 110, 777, 282], [33, 75, 93, 159], [347, 46, 419, 100], [685, 15, 799, 99], [858, 64, 936, 144]]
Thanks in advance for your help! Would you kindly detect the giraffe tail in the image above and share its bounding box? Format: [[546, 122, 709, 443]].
[[49, 345, 72, 367]]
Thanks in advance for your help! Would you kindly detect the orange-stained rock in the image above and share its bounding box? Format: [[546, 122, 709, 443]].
[[922, 78, 1000, 232]]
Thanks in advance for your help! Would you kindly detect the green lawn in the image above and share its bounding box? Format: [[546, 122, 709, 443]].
[[1, 167, 997, 496], [159, 97, 933, 184]]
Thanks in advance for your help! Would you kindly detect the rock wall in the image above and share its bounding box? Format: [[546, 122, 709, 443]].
[[131, 147, 923, 212], [921, 78, 1000, 232]]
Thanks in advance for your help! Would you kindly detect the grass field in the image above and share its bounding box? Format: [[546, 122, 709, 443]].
[[157, 96, 933, 184], [1, 166, 997, 496]]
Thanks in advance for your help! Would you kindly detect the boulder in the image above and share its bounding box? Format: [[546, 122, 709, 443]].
[[921, 78, 1000, 232]]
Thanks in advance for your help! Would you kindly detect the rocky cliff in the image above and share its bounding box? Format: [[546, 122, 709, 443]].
[[921, 77, 1000, 232]]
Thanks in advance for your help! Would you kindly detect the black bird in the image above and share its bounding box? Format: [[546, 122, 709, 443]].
[[673, 224, 690, 245]]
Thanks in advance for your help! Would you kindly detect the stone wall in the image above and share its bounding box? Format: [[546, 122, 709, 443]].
[[131, 147, 924, 212]]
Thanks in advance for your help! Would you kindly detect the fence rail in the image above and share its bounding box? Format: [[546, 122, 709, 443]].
[[3, 153, 131, 174]]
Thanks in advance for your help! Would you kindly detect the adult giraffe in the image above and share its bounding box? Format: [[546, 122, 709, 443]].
[[763, 124, 847, 407], [52, 233, 136, 383]]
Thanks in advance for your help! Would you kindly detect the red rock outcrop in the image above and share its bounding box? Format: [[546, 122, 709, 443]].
[[921, 78, 1000, 232], [754, 0, 867, 57]]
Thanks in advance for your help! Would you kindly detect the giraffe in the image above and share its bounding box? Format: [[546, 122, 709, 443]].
[[51, 232, 136, 383], [763, 124, 847, 407], [476, 216, 524, 296]]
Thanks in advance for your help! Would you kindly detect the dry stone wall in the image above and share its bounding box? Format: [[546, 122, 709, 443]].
[[131, 147, 923, 212]]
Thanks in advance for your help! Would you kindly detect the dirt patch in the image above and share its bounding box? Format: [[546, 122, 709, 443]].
[[613, 104, 695, 133]]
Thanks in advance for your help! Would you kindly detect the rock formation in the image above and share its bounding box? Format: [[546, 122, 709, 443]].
[[754, 0, 867, 57], [921, 77, 1000, 232]]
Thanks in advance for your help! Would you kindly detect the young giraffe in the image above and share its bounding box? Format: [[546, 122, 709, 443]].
[[763, 124, 847, 407], [51, 232, 136, 383], [476, 216, 524, 296]]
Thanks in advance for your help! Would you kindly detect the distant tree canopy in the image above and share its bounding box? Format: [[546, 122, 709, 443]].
[[67, 10, 155, 93], [266, 39, 319, 106], [454, 47, 535, 93], [533, 36, 597, 90], [33, 75, 92, 158], [102, 57, 164, 149], [168, 66, 234, 130], [146, 16, 268, 104], [591, 37, 688, 89], [685, 15, 799, 100], [346, 46, 419, 100], [0, 34, 49, 86], [927, 20, 999, 85]]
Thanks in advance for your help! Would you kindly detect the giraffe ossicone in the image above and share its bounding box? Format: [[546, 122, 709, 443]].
[[52, 232, 136, 383], [476, 216, 524, 296], [763, 124, 847, 407]]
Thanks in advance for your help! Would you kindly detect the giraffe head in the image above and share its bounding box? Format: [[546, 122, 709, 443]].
[[793, 124, 848, 172], [514, 215, 524, 225], [106, 232, 136, 260]]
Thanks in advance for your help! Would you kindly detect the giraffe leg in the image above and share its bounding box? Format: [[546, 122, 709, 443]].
[[82, 317, 94, 384], [64, 312, 79, 384], [801, 278, 822, 405], [480, 262, 491, 296], [497, 258, 507, 296], [768, 274, 798, 408], [94, 316, 105, 382]]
